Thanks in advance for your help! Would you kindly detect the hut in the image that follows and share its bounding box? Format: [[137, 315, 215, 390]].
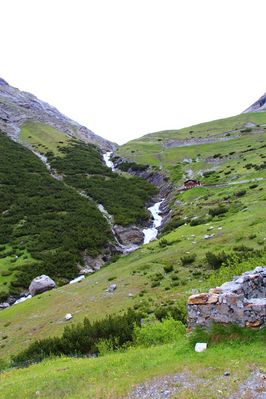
[[184, 179, 201, 189]]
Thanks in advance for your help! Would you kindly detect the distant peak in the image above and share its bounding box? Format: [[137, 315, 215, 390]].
[[0, 78, 9, 86], [243, 92, 266, 113]]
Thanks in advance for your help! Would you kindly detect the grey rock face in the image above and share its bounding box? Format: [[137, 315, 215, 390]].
[[0, 78, 9, 86], [29, 275, 56, 296], [0, 77, 115, 151], [113, 224, 144, 246], [187, 267, 266, 328], [243, 92, 266, 113]]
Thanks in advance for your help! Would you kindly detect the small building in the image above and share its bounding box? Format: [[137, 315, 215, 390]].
[[184, 179, 201, 189]]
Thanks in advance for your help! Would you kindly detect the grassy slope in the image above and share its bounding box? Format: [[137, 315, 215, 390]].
[[0, 339, 265, 398], [117, 113, 266, 181], [20, 121, 71, 155], [0, 112, 266, 360]]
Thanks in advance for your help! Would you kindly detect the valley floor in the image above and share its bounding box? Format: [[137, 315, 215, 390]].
[[0, 339, 265, 399]]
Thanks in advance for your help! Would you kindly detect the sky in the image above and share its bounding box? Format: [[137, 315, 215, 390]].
[[1, 0, 266, 144]]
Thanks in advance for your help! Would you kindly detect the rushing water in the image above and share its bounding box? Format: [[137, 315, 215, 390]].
[[103, 151, 116, 171], [102, 151, 164, 246], [143, 200, 164, 244]]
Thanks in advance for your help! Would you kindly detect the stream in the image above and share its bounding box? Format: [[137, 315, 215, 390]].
[[143, 200, 164, 244], [102, 152, 164, 246], [2, 150, 164, 308]]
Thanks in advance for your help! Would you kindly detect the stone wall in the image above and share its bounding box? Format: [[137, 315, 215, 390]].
[[187, 266, 266, 329]]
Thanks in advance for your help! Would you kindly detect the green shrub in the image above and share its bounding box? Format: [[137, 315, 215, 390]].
[[209, 205, 228, 217], [12, 309, 142, 367], [159, 238, 169, 248], [190, 217, 207, 226], [235, 190, 246, 197], [1, 270, 12, 277], [205, 251, 232, 269], [181, 253, 196, 265], [133, 317, 186, 347], [163, 264, 174, 273]]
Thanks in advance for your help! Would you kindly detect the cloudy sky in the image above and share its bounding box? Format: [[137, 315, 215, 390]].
[[1, 0, 266, 144]]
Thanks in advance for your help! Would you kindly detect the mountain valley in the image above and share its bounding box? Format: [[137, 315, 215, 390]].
[[0, 79, 265, 398]]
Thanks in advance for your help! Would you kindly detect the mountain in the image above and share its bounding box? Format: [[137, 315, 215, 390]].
[[243, 92, 266, 113], [0, 78, 114, 151], [0, 79, 159, 303], [0, 91, 266, 398]]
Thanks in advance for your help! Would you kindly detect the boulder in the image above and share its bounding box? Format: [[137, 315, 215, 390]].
[[113, 225, 144, 245], [0, 302, 10, 310], [29, 275, 56, 296], [107, 283, 117, 293]]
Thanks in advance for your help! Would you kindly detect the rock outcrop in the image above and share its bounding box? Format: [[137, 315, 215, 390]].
[[29, 275, 56, 296], [0, 77, 115, 151], [243, 92, 266, 113], [113, 224, 144, 246], [187, 267, 266, 328]]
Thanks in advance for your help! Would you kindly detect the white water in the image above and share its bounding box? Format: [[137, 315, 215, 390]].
[[102, 151, 164, 246], [14, 294, 32, 305], [103, 151, 115, 171], [69, 275, 85, 284], [143, 200, 164, 244]]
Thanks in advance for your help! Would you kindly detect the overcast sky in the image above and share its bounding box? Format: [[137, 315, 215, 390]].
[[1, 0, 266, 144]]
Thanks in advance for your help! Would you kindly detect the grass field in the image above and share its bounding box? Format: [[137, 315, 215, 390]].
[[0, 338, 265, 398]]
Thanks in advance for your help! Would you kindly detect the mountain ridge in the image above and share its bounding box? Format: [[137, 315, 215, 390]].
[[0, 78, 115, 151], [243, 91, 266, 113]]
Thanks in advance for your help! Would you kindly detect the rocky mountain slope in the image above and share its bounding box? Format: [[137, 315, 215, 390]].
[[0, 78, 114, 151], [243, 92, 266, 113]]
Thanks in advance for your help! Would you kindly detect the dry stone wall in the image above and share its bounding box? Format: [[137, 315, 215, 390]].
[[187, 267, 266, 328]]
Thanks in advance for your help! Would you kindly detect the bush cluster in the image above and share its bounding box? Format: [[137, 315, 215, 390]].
[[12, 309, 142, 366]]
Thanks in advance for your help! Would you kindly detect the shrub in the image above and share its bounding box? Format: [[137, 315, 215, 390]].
[[209, 205, 228, 217], [235, 190, 246, 197], [205, 251, 232, 269], [12, 309, 142, 366], [190, 217, 207, 226], [159, 238, 169, 248], [181, 254, 196, 265], [133, 317, 186, 347], [163, 264, 174, 273]]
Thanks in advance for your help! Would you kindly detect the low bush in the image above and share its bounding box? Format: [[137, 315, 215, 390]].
[[163, 264, 174, 273], [205, 251, 232, 269], [133, 317, 186, 347], [12, 309, 142, 367], [208, 205, 228, 217], [159, 238, 169, 248], [181, 253, 196, 265]]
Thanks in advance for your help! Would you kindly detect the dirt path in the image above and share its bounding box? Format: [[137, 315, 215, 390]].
[[126, 370, 266, 399]]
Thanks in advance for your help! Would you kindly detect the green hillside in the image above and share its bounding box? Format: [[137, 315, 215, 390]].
[[0, 111, 266, 398], [117, 113, 266, 183], [1, 111, 265, 357], [0, 132, 157, 300]]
